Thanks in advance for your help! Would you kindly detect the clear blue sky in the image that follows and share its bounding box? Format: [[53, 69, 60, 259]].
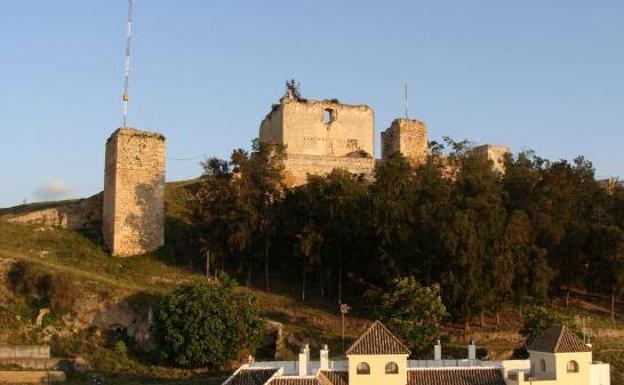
[[1, 0, 623, 207]]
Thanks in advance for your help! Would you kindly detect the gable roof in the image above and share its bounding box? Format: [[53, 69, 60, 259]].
[[527, 325, 591, 353], [223, 368, 279, 385], [346, 320, 411, 355], [407, 368, 506, 385]]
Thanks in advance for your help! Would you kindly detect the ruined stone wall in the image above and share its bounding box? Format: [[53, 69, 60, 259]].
[[473, 144, 510, 174], [261, 97, 374, 157], [0, 193, 102, 230], [381, 118, 428, 167], [102, 128, 165, 257], [282, 154, 376, 186]]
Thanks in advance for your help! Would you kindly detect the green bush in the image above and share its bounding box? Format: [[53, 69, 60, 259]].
[[154, 274, 262, 368], [113, 340, 128, 357]]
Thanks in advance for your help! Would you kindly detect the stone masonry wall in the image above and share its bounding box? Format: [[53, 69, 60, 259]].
[[0, 345, 50, 360], [381, 118, 428, 167], [282, 154, 376, 186], [102, 128, 165, 257], [0, 371, 66, 384], [0, 193, 102, 230], [473, 144, 510, 174], [261, 97, 374, 158]]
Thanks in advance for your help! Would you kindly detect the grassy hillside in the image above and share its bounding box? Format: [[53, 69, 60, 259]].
[[1, 181, 624, 384]]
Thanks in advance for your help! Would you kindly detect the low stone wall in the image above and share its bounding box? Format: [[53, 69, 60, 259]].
[[0, 358, 60, 370], [0, 370, 65, 384], [0, 346, 50, 360], [0, 194, 102, 230], [283, 153, 376, 186]]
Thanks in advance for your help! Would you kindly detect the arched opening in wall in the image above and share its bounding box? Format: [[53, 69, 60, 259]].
[[324, 108, 336, 124], [356, 362, 370, 375], [385, 362, 399, 374], [567, 360, 579, 373], [540, 359, 546, 372]]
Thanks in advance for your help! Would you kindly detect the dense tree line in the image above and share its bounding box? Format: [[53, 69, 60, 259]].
[[192, 138, 624, 329]]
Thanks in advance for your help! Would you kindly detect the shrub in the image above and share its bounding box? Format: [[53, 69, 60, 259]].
[[113, 340, 128, 357], [7, 261, 76, 312], [154, 274, 262, 368]]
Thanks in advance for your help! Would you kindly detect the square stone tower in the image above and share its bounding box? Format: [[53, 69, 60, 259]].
[[102, 128, 166, 257], [381, 118, 428, 166], [473, 144, 510, 174], [259, 96, 376, 186]]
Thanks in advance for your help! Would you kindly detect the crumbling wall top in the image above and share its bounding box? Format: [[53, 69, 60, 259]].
[[107, 127, 165, 143]]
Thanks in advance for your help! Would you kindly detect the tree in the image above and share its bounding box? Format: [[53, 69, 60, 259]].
[[285, 79, 301, 99], [520, 306, 583, 345], [194, 139, 285, 289], [154, 276, 262, 368], [374, 276, 447, 355]]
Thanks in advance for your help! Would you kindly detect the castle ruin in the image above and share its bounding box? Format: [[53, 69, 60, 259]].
[[381, 118, 428, 167], [260, 96, 377, 186], [1, 90, 510, 257], [260, 94, 505, 186], [102, 128, 166, 257]]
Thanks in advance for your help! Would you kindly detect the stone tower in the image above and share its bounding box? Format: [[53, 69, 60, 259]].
[[260, 96, 376, 186], [381, 118, 428, 166], [102, 128, 166, 257], [473, 144, 510, 174]]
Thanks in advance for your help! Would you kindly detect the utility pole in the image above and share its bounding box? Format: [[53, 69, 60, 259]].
[[340, 303, 350, 353], [122, 0, 133, 128]]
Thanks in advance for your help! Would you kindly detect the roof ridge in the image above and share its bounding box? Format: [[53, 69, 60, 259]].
[[345, 320, 411, 355], [374, 321, 411, 353], [554, 325, 566, 352], [345, 320, 377, 355]]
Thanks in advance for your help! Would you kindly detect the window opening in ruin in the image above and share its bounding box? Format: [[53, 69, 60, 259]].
[[324, 109, 336, 124]]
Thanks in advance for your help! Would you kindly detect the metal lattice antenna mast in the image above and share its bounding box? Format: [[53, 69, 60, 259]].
[[122, 0, 133, 128], [404, 83, 409, 119]]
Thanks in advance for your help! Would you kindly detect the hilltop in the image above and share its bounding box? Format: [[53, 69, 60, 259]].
[[1, 180, 624, 385]]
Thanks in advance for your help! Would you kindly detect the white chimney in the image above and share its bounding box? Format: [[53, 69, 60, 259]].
[[304, 344, 310, 363], [320, 344, 329, 370], [299, 346, 308, 376], [434, 339, 442, 361], [468, 340, 476, 360]]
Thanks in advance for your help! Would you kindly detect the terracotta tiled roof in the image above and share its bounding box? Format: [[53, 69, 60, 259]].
[[267, 377, 320, 385], [224, 368, 279, 385], [346, 320, 411, 355], [407, 368, 506, 385], [527, 325, 592, 353], [318, 370, 348, 385]]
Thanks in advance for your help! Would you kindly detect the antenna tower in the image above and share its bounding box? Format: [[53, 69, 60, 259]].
[[122, 0, 133, 128], [404, 83, 409, 119]]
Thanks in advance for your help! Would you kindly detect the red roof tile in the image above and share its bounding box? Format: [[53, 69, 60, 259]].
[[527, 325, 592, 353], [224, 368, 279, 385], [407, 368, 506, 385], [346, 320, 411, 355], [267, 377, 320, 385], [318, 370, 348, 385]]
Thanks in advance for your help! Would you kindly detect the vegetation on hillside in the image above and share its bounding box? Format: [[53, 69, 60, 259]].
[[193, 137, 624, 333]]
